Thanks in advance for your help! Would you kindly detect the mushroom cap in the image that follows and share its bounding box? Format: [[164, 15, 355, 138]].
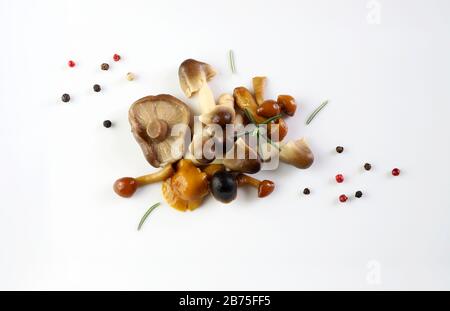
[[223, 138, 261, 174], [198, 104, 236, 127], [217, 93, 234, 108], [161, 159, 209, 212], [279, 138, 314, 169], [178, 59, 216, 98], [233, 87, 266, 124], [188, 132, 216, 165], [129, 94, 193, 168], [170, 159, 209, 201], [162, 178, 204, 212]]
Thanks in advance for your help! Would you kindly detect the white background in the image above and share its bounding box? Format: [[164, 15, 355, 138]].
[[1, 0, 449, 290]]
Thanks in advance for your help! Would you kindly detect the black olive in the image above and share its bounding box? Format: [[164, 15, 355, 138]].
[[210, 171, 237, 203]]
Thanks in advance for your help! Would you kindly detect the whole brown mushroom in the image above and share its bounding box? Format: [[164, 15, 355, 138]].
[[178, 59, 217, 115], [129, 94, 192, 168], [113, 164, 175, 198], [236, 174, 275, 198]]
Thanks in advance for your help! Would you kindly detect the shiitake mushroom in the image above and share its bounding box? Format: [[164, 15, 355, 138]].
[[210, 171, 238, 204]]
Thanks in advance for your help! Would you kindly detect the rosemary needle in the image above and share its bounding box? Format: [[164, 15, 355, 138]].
[[228, 50, 236, 74], [306, 100, 329, 125], [242, 108, 281, 150], [137, 202, 160, 231], [261, 114, 283, 125]]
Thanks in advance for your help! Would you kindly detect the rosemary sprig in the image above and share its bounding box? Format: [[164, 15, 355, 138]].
[[228, 50, 236, 74], [306, 100, 329, 125], [137, 202, 160, 231], [261, 114, 283, 125], [241, 109, 281, 151]]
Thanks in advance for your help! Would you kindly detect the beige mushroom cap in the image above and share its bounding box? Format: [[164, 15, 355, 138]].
[[178, 59, 216, 98], [129, 94, 193, 168], [279, 138, 314, 169]]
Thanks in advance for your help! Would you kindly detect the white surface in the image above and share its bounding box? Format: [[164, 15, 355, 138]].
[[1, 0, 449, 290]]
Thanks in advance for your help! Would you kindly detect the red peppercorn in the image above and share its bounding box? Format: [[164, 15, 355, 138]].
[[68, 60, 76, 67], [339, 194, 348, 203], [392, 168, 401, 176], [113, 54, 121, 62], [335, 174, 344, 183]]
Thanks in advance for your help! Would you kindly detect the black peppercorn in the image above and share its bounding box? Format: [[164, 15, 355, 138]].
[[101, 63, 110, 71], [336, 146, 344, 153], [61, 93, 70, 103], [93, 84, 101, 92], [364, 163, 372, 171], [355, 191, 363, 198], [103, 120, 112, 128], [303, 188, 310, 195]]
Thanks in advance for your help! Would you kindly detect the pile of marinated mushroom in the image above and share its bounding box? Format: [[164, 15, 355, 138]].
[[113, 59, 314, 211]]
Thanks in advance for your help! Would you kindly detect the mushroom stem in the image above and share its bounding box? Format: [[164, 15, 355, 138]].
[[198, 79, 216, 114], [113, 164, 175, 198], [135, 164, 175, 185], [252, 76, 267, 106], [146, 119, 168, 141], [234, 112, 244, 127], [236, 174, 275, 198]]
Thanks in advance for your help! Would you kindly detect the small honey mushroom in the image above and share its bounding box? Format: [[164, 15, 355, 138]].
[[256, 100, 281, 118], [277, 95, 297, 116], [236, 174, 275, 198], [267, 118, 288, 142], [113, 164, 175, 198]]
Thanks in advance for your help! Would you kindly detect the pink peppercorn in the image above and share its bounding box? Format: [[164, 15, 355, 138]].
[[113, 54, 121, 62], [339, 194, 348, 203], [68, 60, 76, 67], [335, 174, 344, 183], [392, 168, 401, 176]]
